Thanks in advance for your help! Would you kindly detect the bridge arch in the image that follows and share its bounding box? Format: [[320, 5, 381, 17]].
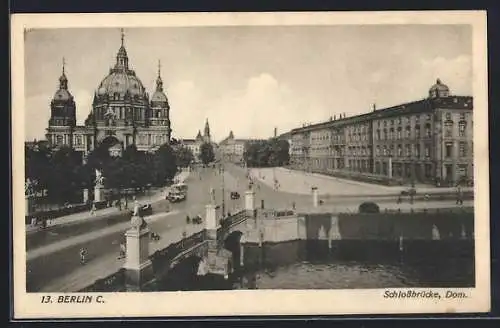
[[223, 230, 244, 272], [161, 255, 203, 291]]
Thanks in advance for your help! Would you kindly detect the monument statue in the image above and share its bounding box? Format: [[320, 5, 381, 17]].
[[210, 187, 216, 204], [95, 169, 105, 186], [133, 200, 141, 217], [104, 107, 116, 126]]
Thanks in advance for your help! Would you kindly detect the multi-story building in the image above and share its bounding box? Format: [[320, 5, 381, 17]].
[[219, 131, 267, 163], [290, 79, 473, 186], [180, 119, 213, 161], [45, 30, 171, 160]]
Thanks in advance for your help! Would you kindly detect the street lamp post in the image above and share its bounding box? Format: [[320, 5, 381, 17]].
[[220, 163, 225, 218]]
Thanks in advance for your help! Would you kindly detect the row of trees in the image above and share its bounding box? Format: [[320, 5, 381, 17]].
[[243, 138, 290, 168], [25, 140, 216, 204]]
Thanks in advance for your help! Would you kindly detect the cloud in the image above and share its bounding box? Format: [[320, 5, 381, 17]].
[[74, 90, 93, 124], [209, 73, 326, 141], [420, 55, 472, 95]]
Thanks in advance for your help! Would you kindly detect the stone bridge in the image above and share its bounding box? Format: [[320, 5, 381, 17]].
[[80, 191, 256, 292]]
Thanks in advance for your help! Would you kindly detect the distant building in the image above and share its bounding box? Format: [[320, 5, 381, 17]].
[[44, 29, 171, 161], [219, 131, 266, 163], [180, 119, 213, 161], [290, 79, 474, 186]]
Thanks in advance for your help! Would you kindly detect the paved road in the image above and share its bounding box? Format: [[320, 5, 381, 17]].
[[26, 165, 242, 292], [26, 170, 190, 250]]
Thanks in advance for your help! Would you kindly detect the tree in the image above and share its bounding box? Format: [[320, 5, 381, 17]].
[[151, 144, 178, 186], [46, 146, 83, 203], [25, 142, 52, 193], [199, 142, 215, 165], [175, 146, 194, 168]]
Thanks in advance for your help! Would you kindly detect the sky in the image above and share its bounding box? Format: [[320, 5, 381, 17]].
[[24, 25, 472, 142]]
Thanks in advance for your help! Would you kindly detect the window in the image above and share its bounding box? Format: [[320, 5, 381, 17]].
[[376, 146, 380, 156], [425, 124, 431, 137], [459, 142, 467, 157], [445, 142, 453, 158], [415, 115, 420, 124], [415, 125, 421, 138], [406, 144, 411, 157], [384, 121, 387, 127], [415, 144, 420, 158], [445, 122, 453, 137], [376, 129, 380, 140], [425, 144, 430, 157], [383, 129, 388, 140], [445, 112, 452, 120], [389, 128, 394, 140], [390, 145, 395, 157], [459, 122, 466, 137], [56, 135, 63, 145], [426, 114, 432, 121], [383, 146, 387, 156], [75, 135, 82, 146], [405, 126, 411, 138], [391, 119, 394, 126], [460, 113, 466, 121], [397, 127, 402, 139], [398, 117, 402, 124], [397, 145, 402, 157]]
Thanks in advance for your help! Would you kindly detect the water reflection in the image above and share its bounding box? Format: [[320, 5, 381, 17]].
[[156, 239, 474, 291]]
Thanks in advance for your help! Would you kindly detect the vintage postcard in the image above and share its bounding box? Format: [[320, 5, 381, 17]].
[[11, 11, 490, 318]]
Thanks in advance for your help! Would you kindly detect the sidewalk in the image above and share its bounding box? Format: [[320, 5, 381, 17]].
[[40, 219, 204, 292], [27, 210, 181, 261], [249, 167, 473, 196], [26, 170, 190, 234]]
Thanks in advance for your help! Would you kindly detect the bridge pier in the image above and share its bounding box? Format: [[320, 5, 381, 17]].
[[123, 215, 154, 291]]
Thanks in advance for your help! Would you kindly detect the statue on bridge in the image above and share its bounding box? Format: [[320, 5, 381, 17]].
[[210, 187, 216, 204], [131, 200, 148, 230]]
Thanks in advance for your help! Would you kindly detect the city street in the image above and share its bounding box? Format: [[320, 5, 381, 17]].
[[27, 162, 473, 292], [26, 166, 237, 292], [26, 170, 190, 250]]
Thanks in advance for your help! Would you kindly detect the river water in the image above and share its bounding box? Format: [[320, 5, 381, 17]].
[[155, 240, 474, 291]]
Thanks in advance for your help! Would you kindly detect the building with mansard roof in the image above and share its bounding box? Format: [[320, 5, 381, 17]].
[[219, 131, 267, 163], [45, 29, 171, 160], [289, 79, 474, 186]]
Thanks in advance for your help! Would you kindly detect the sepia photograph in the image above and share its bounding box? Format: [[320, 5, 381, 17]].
[[11, 11, 489, 318]]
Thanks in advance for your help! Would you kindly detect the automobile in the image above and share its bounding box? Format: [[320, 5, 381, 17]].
[[167, 191, 186, 203], [230, 191, 240, 200], [192, 215, 203, 224]]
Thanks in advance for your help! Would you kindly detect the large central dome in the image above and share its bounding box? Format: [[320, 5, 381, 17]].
[[96, 33, 146, 98], [97, 69, 146, 97]]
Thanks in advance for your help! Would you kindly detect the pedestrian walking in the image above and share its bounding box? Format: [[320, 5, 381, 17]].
[[80, 247, 88, 265], [456, 186, 464, 205], [186, 215, 191, 224], [90, 203, 96, 216], [292, 201, 296, 210]]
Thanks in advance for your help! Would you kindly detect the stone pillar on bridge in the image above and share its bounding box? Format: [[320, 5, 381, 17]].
[[312, 186, 319, 207], [245, 190, 256, 217], [123, 214, 154, 290], [205, 203, 218, 241]]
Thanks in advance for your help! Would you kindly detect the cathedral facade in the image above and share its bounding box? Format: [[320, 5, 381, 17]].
[[45, 30, 172, 160]]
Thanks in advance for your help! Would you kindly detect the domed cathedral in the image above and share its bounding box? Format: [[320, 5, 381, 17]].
[[45, 29, 172, 160]]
